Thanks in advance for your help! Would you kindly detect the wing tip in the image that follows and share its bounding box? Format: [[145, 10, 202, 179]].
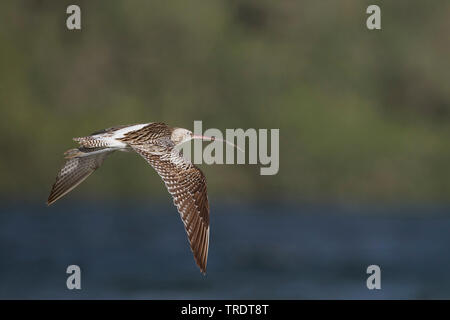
[[46, 194, 56, 206], [198, 262, 207, 275], [196, 248, 208, 276]]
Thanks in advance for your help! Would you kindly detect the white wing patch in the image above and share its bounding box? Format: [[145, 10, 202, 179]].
[[110, 123, 151, 139]]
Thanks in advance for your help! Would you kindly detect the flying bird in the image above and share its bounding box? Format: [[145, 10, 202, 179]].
[[47, 122, 235, 274]]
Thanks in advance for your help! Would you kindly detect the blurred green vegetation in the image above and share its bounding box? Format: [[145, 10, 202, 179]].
[[0, 0, 449, 204]]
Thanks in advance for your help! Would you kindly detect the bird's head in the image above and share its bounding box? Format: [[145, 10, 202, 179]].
[[171, 127, 243, 152], [171, 127, 216, 145], [171, 128, 199, 145]]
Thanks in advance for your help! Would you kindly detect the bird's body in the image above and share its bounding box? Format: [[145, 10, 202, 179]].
[[47, 122, 216, 274]]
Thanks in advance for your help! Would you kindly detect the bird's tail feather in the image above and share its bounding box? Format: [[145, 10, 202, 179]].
[[64, 148, 85, 159], [64, 147, 113, 159]]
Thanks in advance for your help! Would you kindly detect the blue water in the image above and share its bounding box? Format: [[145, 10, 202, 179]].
[[0, 201, 449, 299]]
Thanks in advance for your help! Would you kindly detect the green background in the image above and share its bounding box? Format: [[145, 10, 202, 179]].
[[1, 0, 449, 204]]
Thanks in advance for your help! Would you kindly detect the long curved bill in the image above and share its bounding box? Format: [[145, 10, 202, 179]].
[[192, 135, 244, 153]]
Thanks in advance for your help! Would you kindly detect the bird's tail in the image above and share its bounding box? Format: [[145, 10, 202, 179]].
[[64, 148, 85, 159], [64, 147, 111, 159]]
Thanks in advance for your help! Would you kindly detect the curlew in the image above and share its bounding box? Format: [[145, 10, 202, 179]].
[[47, 122, 237, 274]]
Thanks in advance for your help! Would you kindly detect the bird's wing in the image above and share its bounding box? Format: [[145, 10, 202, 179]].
[[47, 149, 113, 205], [130, 144, 210, 274], [119, 122, 173, 144]]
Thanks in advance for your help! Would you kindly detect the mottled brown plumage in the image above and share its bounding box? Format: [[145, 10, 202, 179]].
[[130, 145, 210, 273], [119, 122, 172, 144], [47, 150, 113, 206], [47, 122, 212, 274]]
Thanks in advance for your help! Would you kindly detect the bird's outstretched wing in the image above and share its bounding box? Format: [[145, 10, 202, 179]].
[[130, 144, 210, 274], [47, 149, 113, 205]]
